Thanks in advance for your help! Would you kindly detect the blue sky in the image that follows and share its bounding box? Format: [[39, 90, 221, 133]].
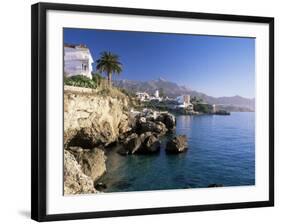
[[64, 28, 255, 98]]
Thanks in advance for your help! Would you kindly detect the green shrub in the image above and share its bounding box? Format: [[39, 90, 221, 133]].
[[194, 103, 213, 113], [64, 75, 97, 89]]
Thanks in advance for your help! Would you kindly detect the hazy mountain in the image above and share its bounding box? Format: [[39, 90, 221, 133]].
[[113, 78, 255, 111], [114, 78, 191, 97]]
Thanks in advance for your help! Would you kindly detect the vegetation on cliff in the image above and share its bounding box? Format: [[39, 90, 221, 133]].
[[64, 75, 97, 88]]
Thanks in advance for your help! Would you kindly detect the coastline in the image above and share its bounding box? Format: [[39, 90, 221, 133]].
[[63, 86, 254, 194]]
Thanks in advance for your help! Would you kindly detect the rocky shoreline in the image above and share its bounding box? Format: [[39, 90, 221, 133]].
[[117, 109, 187, 155], [64, 148, 106, 194], [63, 89, 189, 194]]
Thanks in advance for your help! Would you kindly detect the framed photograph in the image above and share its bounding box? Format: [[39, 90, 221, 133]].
[[31, 2, 274, 222]]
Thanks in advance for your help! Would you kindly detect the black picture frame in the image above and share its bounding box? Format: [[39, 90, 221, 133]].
[[31, 2, 274, 222]]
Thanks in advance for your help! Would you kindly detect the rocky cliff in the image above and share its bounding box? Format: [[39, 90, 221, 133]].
[[64, 148, 106, 194], [64, 88, 132, 148], [63, 87, 132, 194], [63, 86, 179, 194], [64, 150, 96, 195]]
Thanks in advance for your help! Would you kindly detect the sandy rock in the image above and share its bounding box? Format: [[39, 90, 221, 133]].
[[71, 148, 107, 182], [166, 135, 188, 153], [64, 91, 131, 147], [64, 150, 96, 195]]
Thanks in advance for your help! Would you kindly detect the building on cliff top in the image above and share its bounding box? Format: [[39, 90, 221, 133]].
[[64, 44, 94, 79]]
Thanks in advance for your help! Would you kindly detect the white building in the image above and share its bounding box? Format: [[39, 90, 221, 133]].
[[64, 44, 94, 79], [136, 92, 150, 101], [176, 95, 193, 110], [212, 104, 216, 113], [154, 90, 159, 98]]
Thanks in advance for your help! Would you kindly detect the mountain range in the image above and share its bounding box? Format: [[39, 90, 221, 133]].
[[113, 78, 255, 111]]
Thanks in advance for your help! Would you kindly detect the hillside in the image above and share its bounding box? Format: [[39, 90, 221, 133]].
[[114, 78, 255, 111]]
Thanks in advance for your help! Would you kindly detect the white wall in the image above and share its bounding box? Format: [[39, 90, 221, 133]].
[[0, 0, 280, 223], [64, 47, 93, 78]]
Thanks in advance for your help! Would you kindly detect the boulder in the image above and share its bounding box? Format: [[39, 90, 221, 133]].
[[124, 133, 142, 154], [68, 146, 83, 153], [139, 117, 146, 123], [156, 113, 176, 131], [155, 121, 168, 135], [118, 133, 142, 155], [138, 120, 154, 133], [139, 132, 153, 142], [162, 113, 176, 131], [118, 132, 162, 155], [133, 110, 175, 135], [64, 150, 96, 195], [138, 134, 161, 154], [166, 135, 188, 153], [137, 120, 167, 136], [155, 114, 164, 123], [118, 131, 132, 143], [71, 148, 107, 182]]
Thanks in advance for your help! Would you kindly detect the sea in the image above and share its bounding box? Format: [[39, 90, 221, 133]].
[[99, 112, 255, 192]]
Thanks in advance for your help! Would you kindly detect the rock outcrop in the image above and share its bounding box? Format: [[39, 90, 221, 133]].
[[134, 109, 175, 135], [64, 150, 96, 195], [166, 135, 188, 153], [155, 112, 176, 131], [122, 133, 142, 154], [137, 119, 167, 136], [69, 147, 107, 182], [117, 109, 176, 155], [118, 132, 161, 155], [64, 90, 132, 148], [138, 134, 161, 154], [63, 87, 180, 195], [64, 147, 107, 195]]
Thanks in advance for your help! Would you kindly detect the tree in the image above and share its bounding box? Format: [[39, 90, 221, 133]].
[[91, 72, 104, 87], [193, 103, 212, 113], [191, 96, 203, 104], [96, 51, 122, 87]]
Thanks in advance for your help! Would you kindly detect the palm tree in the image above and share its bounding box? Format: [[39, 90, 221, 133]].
[[96, 51, 122, 87]]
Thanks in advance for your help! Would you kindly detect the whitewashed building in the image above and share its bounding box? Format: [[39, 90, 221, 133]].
[[154, 90, 159, 98], [212, 104, 216, 113], [176, 95, 194, 111], [136, 92, 150, 101], [64, 44, 94, 79], [136, 90, 163, 102]]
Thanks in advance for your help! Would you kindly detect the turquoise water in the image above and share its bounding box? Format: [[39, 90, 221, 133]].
[[100, 112, 255, 192]]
